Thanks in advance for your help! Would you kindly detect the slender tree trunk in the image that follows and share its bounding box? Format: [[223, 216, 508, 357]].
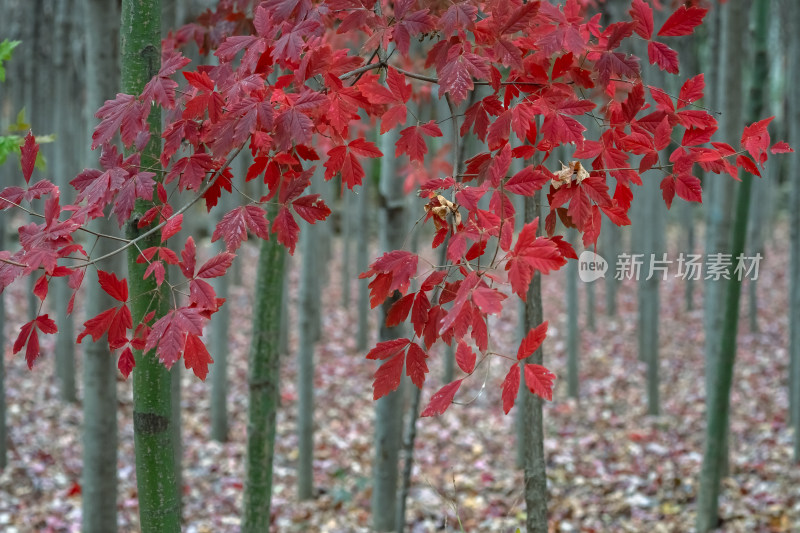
[[120, 1, 181, 531], [356, 150, 372, 352], [297, 177, 319, 500], [566, 228, 579, 399], [788, 0, 800, 459], [341, 191, 352, 308], [602, 222, 619, 316], [52, 0, 77, 403], [521, 192, 548, 532], [81, 0, 121, 530], [697, 1, 767, 529], [371, 125, 406, 532], [242, 223, 287, 531], [210, 165, 236, 443]]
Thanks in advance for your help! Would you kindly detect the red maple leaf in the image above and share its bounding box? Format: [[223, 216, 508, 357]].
[[141, 52, 191, 109], [360, 251, 419, 308], [505, 220, 567, 300], [13, 314, 58, 369], [212, 205, 270, 252], [324, 138, 383, 189], [20, 131, 38, 183], [501, 364, 520, 414], [395, 121, 443, 163], [183, 333, 214, 380], [517, 321, 548, 360], [405, 342, 429, 389], [91, 93, 149, 149], [455, 340, 476, 374], [144, 307, 205, 369], [658, 6, 707, 37], [524, 363, 555, 401], [420, 379, 463, 417]]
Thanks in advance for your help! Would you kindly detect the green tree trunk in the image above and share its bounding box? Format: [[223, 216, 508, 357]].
[[242, 230, 287, 531], [356, 145, 373, 352], [521, 192, 548, 532], [371, 125, 406, 532], [696, 0, 767, 529], [82, 0, 121, 529], [120, 1, 181, 531]]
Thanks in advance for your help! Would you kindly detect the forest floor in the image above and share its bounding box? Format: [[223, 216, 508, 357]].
[[0, 222, 798, 532]]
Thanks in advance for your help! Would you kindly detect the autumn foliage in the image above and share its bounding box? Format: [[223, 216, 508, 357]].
[[0, 0, 790, 417]]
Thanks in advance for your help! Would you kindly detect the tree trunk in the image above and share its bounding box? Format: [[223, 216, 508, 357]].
[[602, 222, 619, 316], [521, 192, 548, 532], [52, 0, 77, 403], [242, 224, 287, 531], [566, 228, 579, 399], [297, 177, 320, 500], [371, 125, 406, 532], [210, 167, 235, 443], [696, 1, 767, 529], [82, 0, 121, 529], [120, 1, 181, 531], [788, 0, 800, 459], [356, 149, 373, 352]]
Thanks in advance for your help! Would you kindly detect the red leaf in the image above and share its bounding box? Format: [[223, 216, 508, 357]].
[[14, 315, 57, 369], [675, 174, 703, 202], [396, 121, 443, 163], [21, 131, 38, 183], [212, 205, 270, 252], [373, 352, 405, 400], [144, 307, 205, 369], [421, 379, 463, 417], [455, 340, 476, 374], [161, 214, 183, 243], [141, 52, 190, 108], [183, 333, 214, 381], [92, 93, 149, 149], [471, 286, 506, 315], [657, 6, 707, 37], [524, 364, 556, 401], [360, 251, 418, 307], [33, 275, 48, 301], [678, 74, 704, 108], [405, 342, 429, 388], [648, 41, 679, 74], [179, 237, 196, 279], [501, 364, 520, 414], [98, 270, 128, 302], [118, 347, 135, 378], [629, 0, 653, 39], [197, 253, 235, 279], [366, 339, 411, 360], [324, 138, 383, 189], [771, 141, 793, 154], [517, 321, 548, 360], [271, 207, 300, 254], [386, 293, 414, 327], [293, 194, 331, 224]]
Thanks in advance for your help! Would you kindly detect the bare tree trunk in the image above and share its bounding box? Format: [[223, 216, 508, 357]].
[[521, 192, 548, 532], [81, 0, 121, 530], [371, 125, 406, 532], [697, 1, 766, 529], [788, 0, 800, 459]]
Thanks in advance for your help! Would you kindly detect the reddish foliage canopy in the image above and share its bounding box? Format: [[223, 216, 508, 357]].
[[0, 0, 790, 414]]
